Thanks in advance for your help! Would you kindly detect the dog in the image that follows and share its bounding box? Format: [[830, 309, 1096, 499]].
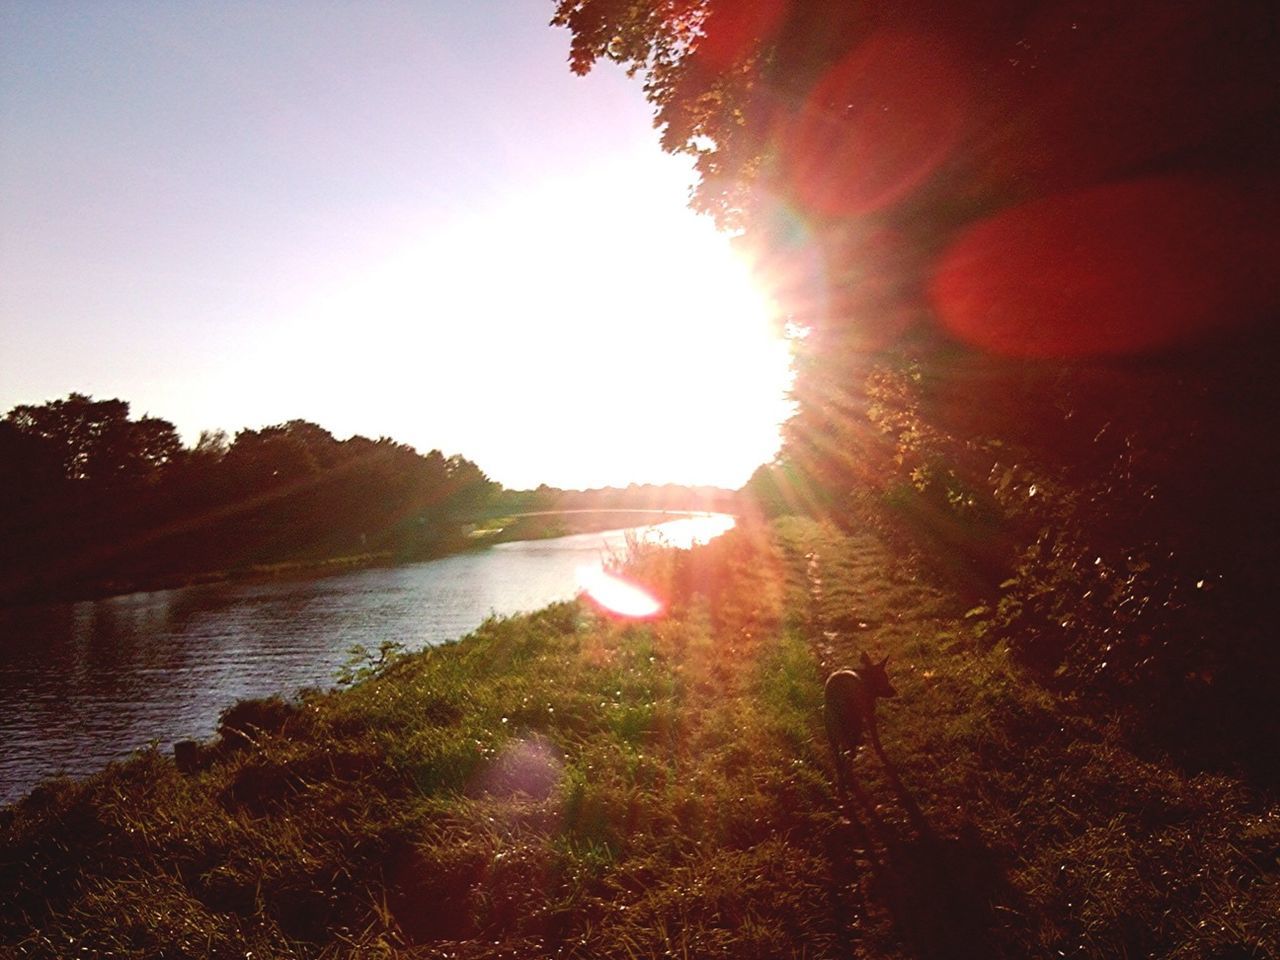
[[824, 652, 897, 796]]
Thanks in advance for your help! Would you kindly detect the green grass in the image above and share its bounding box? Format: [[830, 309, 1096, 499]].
[[2, 518, 1277, 958]]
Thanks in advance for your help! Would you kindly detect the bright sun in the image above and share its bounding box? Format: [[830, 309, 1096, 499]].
[[262, 163, 794, 490]]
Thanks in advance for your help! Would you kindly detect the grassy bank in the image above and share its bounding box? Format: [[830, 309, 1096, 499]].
[[2, 518, 1277, 958]]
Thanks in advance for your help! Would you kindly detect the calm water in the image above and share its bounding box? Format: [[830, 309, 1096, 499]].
[[0, 514, 733, 804]]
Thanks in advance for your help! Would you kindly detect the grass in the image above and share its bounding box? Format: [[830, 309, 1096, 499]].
[[2, 517, 1277, 958]]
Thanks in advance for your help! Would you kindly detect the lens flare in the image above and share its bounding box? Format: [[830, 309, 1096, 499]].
[[787, 31, 969, 218], [577, 566, 662, 619], [929, 176, 1280, 358]]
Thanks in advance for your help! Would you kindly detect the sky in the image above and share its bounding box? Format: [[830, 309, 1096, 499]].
[[0, 1, 793, 490]]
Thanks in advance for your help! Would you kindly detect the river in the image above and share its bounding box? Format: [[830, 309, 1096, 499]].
[[0, 513, 734, 804]]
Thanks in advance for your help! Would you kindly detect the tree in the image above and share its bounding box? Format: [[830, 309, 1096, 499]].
[[126, 416, 184, 480], [191, 429, 230, 463], [0, 420, 65, 509], [224, 426, 320, 492], [5, 393, 182, 486]]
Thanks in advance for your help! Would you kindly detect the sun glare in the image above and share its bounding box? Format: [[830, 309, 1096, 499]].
[[577, 566, 663, 619], [262, 164, 793, 490]]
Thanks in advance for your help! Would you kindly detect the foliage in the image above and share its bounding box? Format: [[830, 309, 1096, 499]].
[[778, 343, 1280, 781], [4, 393, 182, 485]]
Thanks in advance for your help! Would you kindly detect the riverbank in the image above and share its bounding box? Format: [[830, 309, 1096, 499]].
[[468, 509, 703, 545], [3, 517, 1276, 958], [4, 510, 708, 607]]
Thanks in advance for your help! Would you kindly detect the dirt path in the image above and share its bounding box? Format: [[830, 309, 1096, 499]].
[[774, 518, 958, 673]]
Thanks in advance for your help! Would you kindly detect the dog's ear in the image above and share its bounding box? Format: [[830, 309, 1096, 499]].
[[879, 654, 890, 668], [860, 651, 873, 666]]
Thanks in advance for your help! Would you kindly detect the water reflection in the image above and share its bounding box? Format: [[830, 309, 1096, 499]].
[[0, 513, 732, 803]]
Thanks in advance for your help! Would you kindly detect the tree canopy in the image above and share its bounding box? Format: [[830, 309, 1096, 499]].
[[5, 393, 182, 485]]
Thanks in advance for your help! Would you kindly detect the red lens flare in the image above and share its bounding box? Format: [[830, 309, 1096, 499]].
[[695, 0, 788, 72], [577, 566, 662, 619], [930, 176, 1280, 358], [787, 31, 969, 218]]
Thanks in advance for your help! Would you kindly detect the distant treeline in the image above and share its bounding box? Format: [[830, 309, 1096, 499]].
[[0, 393, 735, 604], [488, 483, 739, 517]]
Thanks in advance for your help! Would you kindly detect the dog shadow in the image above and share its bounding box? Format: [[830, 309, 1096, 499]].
[[830, 751, 1023, 959]]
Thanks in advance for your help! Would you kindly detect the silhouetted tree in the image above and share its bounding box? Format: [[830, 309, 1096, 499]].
[[224, 426, 321, 492], [4, 394, 182, 488], [0, 420, 65, 510]]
